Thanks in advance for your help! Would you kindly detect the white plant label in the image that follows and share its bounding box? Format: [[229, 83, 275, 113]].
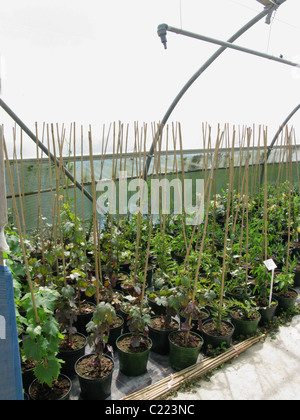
[[263, 259, 277, 272]]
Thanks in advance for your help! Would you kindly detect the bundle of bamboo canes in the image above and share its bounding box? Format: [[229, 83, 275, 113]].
[[122, 334, 265, 400]]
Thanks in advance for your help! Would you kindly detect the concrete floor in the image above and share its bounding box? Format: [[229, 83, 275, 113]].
[[173, 292, 300, 400]]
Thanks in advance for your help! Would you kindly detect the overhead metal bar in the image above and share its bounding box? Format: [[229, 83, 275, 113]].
[[143, 2, 284, 180], [158, 25, 300, 69], [259, 103, 300, 186]]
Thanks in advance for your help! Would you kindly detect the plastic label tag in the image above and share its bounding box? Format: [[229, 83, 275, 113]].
[[264, 259, 277, 271]]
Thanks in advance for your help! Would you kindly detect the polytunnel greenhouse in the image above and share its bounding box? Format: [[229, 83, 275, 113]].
[[0, 0, 300, 404]]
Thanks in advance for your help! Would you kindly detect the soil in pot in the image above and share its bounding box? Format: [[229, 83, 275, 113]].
[[29, 374, 72, 400], [58, 333, 87, 375], [75, 354, 114, 400], [201, 320, 234, 353], [148, 316, 179, 355], [76, 354, 114, 379], [169, 330, 203, 371], [117, 335, 151, 354], [169, 330, 203, 348], [116, 333, 152, 377]]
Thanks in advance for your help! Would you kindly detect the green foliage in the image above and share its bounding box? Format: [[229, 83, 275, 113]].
[[230, 298, 259, 320], [86, 302, 117, 361], [21, 287, 64, 387], [274, 271, 295, 294], [127, 305, 151, 348]]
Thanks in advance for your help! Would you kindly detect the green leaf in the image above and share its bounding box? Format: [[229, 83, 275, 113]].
[[85, 284, 96, 297], [34, 357, 62, 387], [26, 324, 42, 339], [62, 284, 75, 299], [23, 337, 43, 361], [43, 318, 60, 337]]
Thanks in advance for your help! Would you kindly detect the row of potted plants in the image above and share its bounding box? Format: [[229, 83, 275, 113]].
[[6, 180, 300, 399]]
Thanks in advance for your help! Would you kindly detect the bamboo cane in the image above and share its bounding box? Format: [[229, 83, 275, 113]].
[[244, 128, 252, 287], [286, 130, 293, 271], [218, 128, 236, 325], [3, 136, 39, 324], [80, 126, 86, 239], [292, 129, 300, 196], [51, 124, 67, 287], [263, 128, 268, 261], [187, 130, 223, 335], [73, 122, 77, 229], [88, 128, 100, 305], [183, 126, 223, 270], [122, 334, 265, 400], [140, 124, 154, 313], [20, 128, 26, 233], [35, 123, 46, 273], [12, 126, 26, 235], [133, 123, 143, 282], [46, 124, 56, 232]]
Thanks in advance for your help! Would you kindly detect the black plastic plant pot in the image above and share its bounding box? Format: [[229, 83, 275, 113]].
[[58, 333, 87, 375], [230, 312, 261, 338], [148, 316, 179, 355], [74, 302, 96, 335], [22, 365, 35, 395], [273, 287, 299, 312], [75, 354, 114, 400], [116, 333, 152, 377], [148, 299, 167, 316], [293, 268, 300, 288], [117, 308, 130, 333], [201, 320, 234, 353], [28, 374, 72, 400], [258, 299, 278, 325], [108, 314, 124, 349], [168, 330, 203, 371]]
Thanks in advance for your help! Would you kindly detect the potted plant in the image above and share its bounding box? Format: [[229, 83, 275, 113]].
[[147, 287, 180, 355], [21, 287, 72, 400], [229, 299, 261, 338], [75, 302, 116, 400], [116, 305, 152, 377], [68, 268, 96, 335], [55, 284, 87, 375], [250, 264, 278, 325], [273, 269, 298, 311], [168, 299, 204, 371], [118, 279, 150, 333], [225, 262, 251, 302], [201, 298, 235, 354]]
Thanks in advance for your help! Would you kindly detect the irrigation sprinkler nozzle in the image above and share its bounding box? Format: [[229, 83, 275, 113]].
[[157, 24, 168, 49]]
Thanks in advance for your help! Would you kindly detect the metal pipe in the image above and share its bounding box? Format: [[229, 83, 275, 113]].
[[0, 97, 93, 202], [166, 26, 300, 69], [143, 3, 283, 180], [259, 103, 300, 186]]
